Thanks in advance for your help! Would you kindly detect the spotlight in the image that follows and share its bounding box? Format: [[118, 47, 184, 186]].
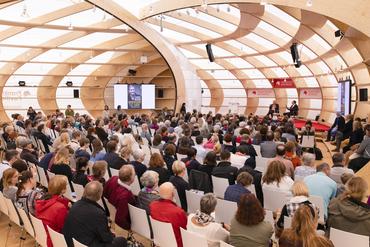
[[128, 69, 137, 76], [335, 30, 344, 40], [66, 81, 73, 87], [18, 81, 26, 87], [306, 0, 313, 7]]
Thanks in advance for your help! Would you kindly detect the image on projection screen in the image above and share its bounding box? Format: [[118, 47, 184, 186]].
[[114, 84, 155, 109], [337, 79, 351, 115]]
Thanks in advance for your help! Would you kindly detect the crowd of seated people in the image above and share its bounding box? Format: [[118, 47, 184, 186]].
[[0, 106, 369, 247]]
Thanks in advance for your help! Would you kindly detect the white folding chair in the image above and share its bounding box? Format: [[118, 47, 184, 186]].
[[30, 213, 48, 247], [262, 188, 291, 211], [220, 241, 234, 247], [73, 238, 88, 247], [18, 207, 35, 238], [131, 176, 141, 196], [46, 170, 55, 181], [37, 139, 46, 153], [246, 184, 256, 195], [110, 167, 119, 177], [37, 166, 49, 187], [284, 216, 292, 229], [177, 153, 187, 161], [47, 225, 68, 247], [150, 216, 178, 247], [4, 198, 22, 227], [309, 195, 325, 225], [185, 190, 203, 214], [212, 176, 229, 199], [105, 198, 117, 224], [230, 154, 248, 169], [330, 228, 369, 247], [265, 209, 274, 227], [103, 168, 110, 181], [174, 189, 182, 208], [128, 204, 151, 240], [215, 199, 237, 225], [252, 144, 261, 156], [72, 182, 84, 201], [0, 192, 8, 215], [255, 156, 269, 173], [181, 228, 208, 247]]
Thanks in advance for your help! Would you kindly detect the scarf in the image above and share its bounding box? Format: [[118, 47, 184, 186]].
[[194, 210, 215, 225]]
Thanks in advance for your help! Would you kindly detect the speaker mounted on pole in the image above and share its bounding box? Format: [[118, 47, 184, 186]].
[[205, 43, 215, 62], [290, 43, 301, 68]]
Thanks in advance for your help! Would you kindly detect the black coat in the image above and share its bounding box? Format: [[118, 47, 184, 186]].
[[95, 127, 109, 145], [33, 131, 52, 153], [331, 116, 346, 132], [148, 167, 170, 185], [343, 119, 353, 139], [104, 152, 122, 176], [212, 161, 238, 185], [62, 198, 116, 247], [130, 161, 147, 181], [169, 175, 189, 212], [238, 166, 263, 206]]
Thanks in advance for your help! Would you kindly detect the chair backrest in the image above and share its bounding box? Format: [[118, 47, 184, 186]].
[[246, 184, 256, 195], [230, 154, 247, 169], [105, 198, 117, 224], [4, 197, 21, 226], [330, 228, 369, 247], [47, 225, 68, 247], [252, 144, 261, 156], [174, 189, 182, 208], [18, 207, 35, 237], [73, 238, 88, 247], [150, 216, 178, 247], [220, 240, 234, 247], [131, 176, 141, 196], [64, 182, 76, 202], [284, 216, 292, 229], [128, 204, 151, 239], [72, 182, 84, 201], [255, 156, 269, 172], [0, 192, 8, 215], [177, 153, 187, 161], [185, 190, 203, 214], [46, 170, 55, 181], [30, 213, 48, 247], [262, 187, 291, 211], [309, 195, 325, 225], [37, 166, 49, 187], [180, 228, 208, 247], [37, 139, 46, 153], [110, 167, 119, 177], [264, 210, 274, 227], [215, 198, 237, 225], [151, 147, 161, 154], [212, 176, 229, 199]]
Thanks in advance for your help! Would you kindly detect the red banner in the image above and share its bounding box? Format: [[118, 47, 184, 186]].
[[299, 88, 322, 99], [270, 78, 295, 88], [247, 89, 275, 98]]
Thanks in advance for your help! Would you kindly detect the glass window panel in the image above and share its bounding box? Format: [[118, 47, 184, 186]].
[[258, 98, 274, 106], [5, 75, 44, 86], [276, 51, 292, 63], [56, 97, 85, 109], [86, 51, 123, 64], [0, 0, 74, 22], [264, 5, 300, 28], [325, 20, 338, 32], [253, 79, 272, 88], [308, 34, 331, 51], [178, 48, 202, 58], [189, 59, 224, 69], [254, 55, 277, 66], [256, 21, 291, 42], [0, 47, 29, 61], [240, 69, 265, 79], [255, 108, 269, 115], [200, 80, 208, 89], [327, 75, 338, 85], [218, 80, 244, 88], [202, 96, 211, 106], [164, 16, 221, 38], [67, 64, 101, 76], [316, 61, 331, 73], [296, 65, 313, 76], [1, 28, 71, 46], [60, 33, 124, 48], [306, 110, 321, 120], [244, 33, 279, 50], [31, 49, 81, 62], [15, 63, 57, 75], [0, 25, 12, 32], [147, 23, 200, 42], [224, 57, 254, 68], [223, 40, 257, 54], [2, 87, 41, 113], [47, 8, 112, 27], [301, 45, 318, 60]]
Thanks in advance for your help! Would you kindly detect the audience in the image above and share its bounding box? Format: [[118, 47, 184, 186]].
[[103, 165, 136, 230], [169, 161, 189, 212], [163, 143, 177, 175], [50, 147, 73, 183], [138, 170, 160, 214], [212, 150, 238, 185], [0, 149, 19, 179], [149, 182, 187, 247], [63, 181, 127, 247], [187, 193, 229, 246], [17, 170, 43, 215], [230, 194, 273, 247], [35, 175, 70, 247], [260, 131, 277, 158], [72, 156, 90, 187], [148, 153, 170, 185], [349, 124, 370, 172], [91, 160, 108, 184], [269, 144, 294, 179], [130, 149, 147, 180], [262, 160, 294, 193], [224, 172, 253, 203], [238, 157, 264, 205], [329, 153, 354, 185], [294, 152, 316, 179], [2, 168, 19, 202]]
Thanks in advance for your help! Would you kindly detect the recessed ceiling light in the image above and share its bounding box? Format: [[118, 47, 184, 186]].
[[306, 0, 313, 7]]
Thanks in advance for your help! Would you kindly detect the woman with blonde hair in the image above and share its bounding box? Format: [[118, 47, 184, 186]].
[[328, 177, 370, 237], [276, 181, 317, 236], [279, 205, 333, 247], [262, 160, 294, 192], [50, 147, 73, 182], [35, 175, 69, 247], [2, 168, 19, 202], [52, 132, 70, 149], [148, 153, 170, 185]]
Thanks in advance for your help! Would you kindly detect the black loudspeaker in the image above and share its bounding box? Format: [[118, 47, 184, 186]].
[[157, 89, 164, 98], [290, 43, 301, 68], [359, 88, 368, 101], [128, 69, 137, 76], [73, 89, 79, 98], [66, 81, 73, 87], [18, 81, 26, 87], [206, 43, 215, 62]]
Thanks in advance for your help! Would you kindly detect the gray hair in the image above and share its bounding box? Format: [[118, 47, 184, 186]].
[[332, 152, 344, 164], [316, 162, 330, 172], [83, 181, 103, 202], [133, 149, 145, 161], [200, 193, 217, 215], [140, 170, 159, 188], [213, 124, 221, 132], [302, 153, 315, 167]]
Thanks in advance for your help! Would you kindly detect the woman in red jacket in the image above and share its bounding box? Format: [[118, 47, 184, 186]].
[[35, 175, 70, 247]]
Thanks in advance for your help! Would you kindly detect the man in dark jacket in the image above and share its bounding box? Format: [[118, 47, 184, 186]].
[[62, 181, 127, 247], [238, 157, 263, 205], [33, 124, 53, 153], [328, 112, 346, 151], [212, 150, 238, 185], [104, 141, 121, 177]]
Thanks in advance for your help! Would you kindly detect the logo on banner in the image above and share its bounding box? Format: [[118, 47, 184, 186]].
[[299, 88, 321, 99], [270, 78, 295, 88]]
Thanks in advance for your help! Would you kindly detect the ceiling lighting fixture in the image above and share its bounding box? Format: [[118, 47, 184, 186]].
[[20, 2, 30, 18], [149, 6, 153, 13], [201, 0, 207, 9], [160, 15, 165, 32], [186, 9, 190, 15], [68, 18, 73, 30], [227, 5, 231, 12], [216, 5, 220, 12], [306, 0, 313, 7]]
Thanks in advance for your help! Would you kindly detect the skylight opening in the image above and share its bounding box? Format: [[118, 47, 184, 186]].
[[31, 49, 81, 63], [147, 23, 200, 43], [189, 59, 224, 69], [254, 55, 277, 66], [1, 28, 71, 46], [60, 33, 124, 48], [264, 5, 300, 28], [224, 58, 254, 68], [244, 33, 279, 50], [257, 21, 291, 42], [224, 40, 257, 54]]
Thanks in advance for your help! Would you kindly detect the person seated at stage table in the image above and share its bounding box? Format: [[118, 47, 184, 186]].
[[285, 100, 299, 117], [267, 100, 280, 118]]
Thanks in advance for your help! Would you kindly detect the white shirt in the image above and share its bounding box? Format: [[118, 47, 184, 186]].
[[70, 140, 80, 152], [329, 166, 354, 185], [262, 176, 294, 193], [194, 144, 207, 161], [0, 161, 11, 179], [187, 214, 229, 247]]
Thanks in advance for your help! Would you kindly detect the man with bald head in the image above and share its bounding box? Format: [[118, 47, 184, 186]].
[[150, 182, 187, 247], [103, 165, 136, 230], [63, 181, 127, 247]]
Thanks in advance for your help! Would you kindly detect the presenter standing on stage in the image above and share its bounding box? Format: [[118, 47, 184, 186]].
[[285, 100, 299, 117]]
